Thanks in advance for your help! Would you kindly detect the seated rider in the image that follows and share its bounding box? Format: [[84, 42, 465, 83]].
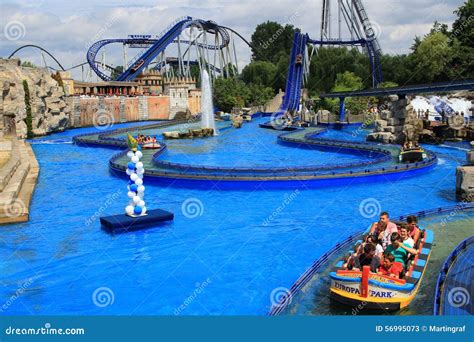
[[378, 253, 403, 278], [406, 215, 421, 246], [349, 243, 380, 273], [399, 225, 415, 249], [369, 212, 398, 249], [384, 232, 418, 269], [361, 234, 383, 259]]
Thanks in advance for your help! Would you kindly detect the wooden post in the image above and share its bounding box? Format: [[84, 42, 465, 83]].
[[361, 265, 370, 298]]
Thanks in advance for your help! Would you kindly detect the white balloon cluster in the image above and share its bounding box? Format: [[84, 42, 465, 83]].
[[125, 149, 147, 216]]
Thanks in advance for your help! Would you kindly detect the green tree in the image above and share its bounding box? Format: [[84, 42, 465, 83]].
[[380, 54, 415, 85], [247, 84, 274, 107], [250, 21, 296, 64], [111, 65, 124, 80], [413, 31, 453, 82], [212, 78, 250, 112], [430, 21, 449, 35], [332, 71, 364, 91], [241, 61, 277, 87], [378, 81, 399, 88], [273, 54, 290, 92], [447, 0, 474, 79], [21, 61, 36, 68], [327, 72, 367, 115], [451, 0, 474, 46]]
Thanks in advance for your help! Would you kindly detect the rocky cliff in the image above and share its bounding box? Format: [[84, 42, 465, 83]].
[[367, 97, 425, 144], [0, 58, 70, 138]]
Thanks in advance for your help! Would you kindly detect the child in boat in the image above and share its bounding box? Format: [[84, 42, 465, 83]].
[[406, 215, 421, 246], [349, 243, 380, 273], [378, 253, 403, 278], [384, 233, 418, 269]]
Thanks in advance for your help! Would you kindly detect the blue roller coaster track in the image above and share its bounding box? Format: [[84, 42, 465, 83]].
[[87, 17, 234, 82]]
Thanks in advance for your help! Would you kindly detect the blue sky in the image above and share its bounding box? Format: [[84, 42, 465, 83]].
[[0, 0, 465, 78]]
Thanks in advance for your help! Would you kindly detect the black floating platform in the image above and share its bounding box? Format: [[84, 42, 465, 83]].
[[100, 209, 174, 233]]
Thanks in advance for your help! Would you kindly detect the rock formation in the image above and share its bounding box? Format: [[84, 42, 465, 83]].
[[0, 58, 70, 138], [456, 141, 474, 202], [367, 97, 425, 144]]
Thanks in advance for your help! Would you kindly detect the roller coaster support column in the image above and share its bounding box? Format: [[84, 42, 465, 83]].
[[339, 97, 346, 122]]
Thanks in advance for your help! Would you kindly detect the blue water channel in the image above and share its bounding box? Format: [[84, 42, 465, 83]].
[[0, 119, 468, 315]]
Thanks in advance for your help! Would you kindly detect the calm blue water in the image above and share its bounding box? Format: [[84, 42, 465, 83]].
[[157, 118, 372, 168], [0, 120, 467, 315]]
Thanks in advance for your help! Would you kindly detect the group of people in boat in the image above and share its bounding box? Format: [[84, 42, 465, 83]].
[[136, 134, 158, 146], [402, 141, 421, 151], [344, 211, 421, 279]]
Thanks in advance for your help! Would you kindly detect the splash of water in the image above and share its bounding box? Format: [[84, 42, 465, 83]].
[[200, 70, 217, 135]]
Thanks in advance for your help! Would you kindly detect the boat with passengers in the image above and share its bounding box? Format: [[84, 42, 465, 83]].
[[329, 219, 434, 311], [399, 141, 427, 163]]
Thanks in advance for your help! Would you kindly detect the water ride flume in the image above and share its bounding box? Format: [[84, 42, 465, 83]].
[[329, 229, 434, 311], [99, 134, 173, 233]]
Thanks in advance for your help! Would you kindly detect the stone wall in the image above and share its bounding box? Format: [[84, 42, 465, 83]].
[[0, 58, 70, 138], [456, 142, 474, 202], [367, 97, 424, 144], [145, 97, 170, 120], [188, 96, 201, 115], [70, 95, 172, 127], [0, 59, 199, 134]]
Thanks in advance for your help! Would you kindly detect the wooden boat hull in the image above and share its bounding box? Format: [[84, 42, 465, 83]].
[[329, 229, 434, 310]]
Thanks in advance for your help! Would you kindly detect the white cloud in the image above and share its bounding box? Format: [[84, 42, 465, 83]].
[[0, 0, 463, 78]]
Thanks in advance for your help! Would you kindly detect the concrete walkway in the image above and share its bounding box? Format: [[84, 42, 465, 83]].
[[0, 138, 39, 224]]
